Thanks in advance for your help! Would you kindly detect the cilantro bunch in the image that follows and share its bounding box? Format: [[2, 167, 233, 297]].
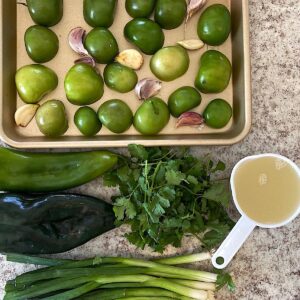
[[104, 145, 235, 252]]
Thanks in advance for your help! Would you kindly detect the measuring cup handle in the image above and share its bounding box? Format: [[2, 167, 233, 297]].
[[212, 216, 256, 269]]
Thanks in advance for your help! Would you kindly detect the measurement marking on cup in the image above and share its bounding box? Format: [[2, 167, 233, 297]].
[[258, 173, 268, 186]]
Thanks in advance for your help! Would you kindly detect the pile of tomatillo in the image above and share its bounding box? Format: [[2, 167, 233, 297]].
[[15, 0, 233, 137]]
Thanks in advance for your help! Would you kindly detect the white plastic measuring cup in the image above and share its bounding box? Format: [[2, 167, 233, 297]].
[[212, 153, 300, 269]]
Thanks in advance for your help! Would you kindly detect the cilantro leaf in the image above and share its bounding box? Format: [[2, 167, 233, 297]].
[[187, 175, 198, 185], [103, 173, 119, 187], [113, 197, 137, 220], [203, 182, 231, 207], [216, 272, 236, 292], [110, 144, 234, 252], [165, 169, 186, 186], [212, 161, 226, 173], [128, 144, 149, 161], [202, 223, 231, 249]]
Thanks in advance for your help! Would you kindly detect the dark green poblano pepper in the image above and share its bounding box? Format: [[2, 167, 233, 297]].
[[0, 193, 115, 254]]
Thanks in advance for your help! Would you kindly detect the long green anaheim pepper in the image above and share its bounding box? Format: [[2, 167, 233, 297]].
[[0, 148, 118, 192]]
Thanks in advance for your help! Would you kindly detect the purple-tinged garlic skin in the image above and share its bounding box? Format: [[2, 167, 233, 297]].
[[135, 78, 162, 100], [176, 111, 204, 128], [74, 56, 96, 68], [68, 27, 89, 56], [186, 0, 207, 24]]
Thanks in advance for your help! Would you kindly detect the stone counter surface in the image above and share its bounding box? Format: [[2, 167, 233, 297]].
[[0, 0, 299, 299]]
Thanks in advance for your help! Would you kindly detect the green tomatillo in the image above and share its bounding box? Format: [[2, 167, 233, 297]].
[[15, 64, 58, 104], [64, 63, 104, 106], [134, 97, 170, 135]]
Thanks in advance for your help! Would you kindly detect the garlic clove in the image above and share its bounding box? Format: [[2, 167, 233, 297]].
[[68, 27, 89, 56], [177, 39, 205, 50], [186, 0, 207, 24], [135, 78, 162, 100], [15, 104, 40, 127], [74, 56, 96, 68], [176, 112, 204, 128], [115, 49, 144, 70]]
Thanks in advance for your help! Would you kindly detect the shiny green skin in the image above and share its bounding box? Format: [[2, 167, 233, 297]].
[[195, 50, 231, 94], [74, 107, 102, 137], [125, 0, 156, 18], [26, 0, 63, 27], [197, 4, 231, 46], [203, 99, 232, 129], [168, 86, 202, 118], [155, 0, 187, 30], [134, 97, 170, 135], [84, 28, 119, 64], [25, 25, 59, 63], [0, 147, 118, 193], [124, 18, 164, 55], [150, 46, 189, 82], [104, 63, 138, 93], [84, 0, 117, 28], [0, 193, 115, 254], [98, 99, 133, 134], [36, 100, 68, 137], [64, 63, 104, 105], [15, 64, 58, 104]]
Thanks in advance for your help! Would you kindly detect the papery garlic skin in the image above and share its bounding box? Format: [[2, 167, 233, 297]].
[[135, 78, 162, 100]]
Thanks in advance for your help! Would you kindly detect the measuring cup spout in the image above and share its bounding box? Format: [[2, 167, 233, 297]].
[[212, 216, 256, 269]]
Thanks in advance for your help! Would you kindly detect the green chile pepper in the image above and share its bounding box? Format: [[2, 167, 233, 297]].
[[125, 0, 156, 18], [0, 148, 118, 192], [36, 100, 68, 137], [0, 193, 115, 254], [203, 98, 232, 129], [104, 63, 138, 93], [98, 99, 133, 133], [155, 0, 187, 30], [197, 4, 231, 46], [64, 63, 104, 105], [124, 18, 164, 55], [134, 97, 170, 135], [84, 28, 119, 64], [74, 107, 102, 137], [195, 50, 231, 94], [84, 0, 117, 28], [25, 25, 59, 63], [168, 86, 202, 117], [26, 0, 63, 27], [15, 64, 58, 104]]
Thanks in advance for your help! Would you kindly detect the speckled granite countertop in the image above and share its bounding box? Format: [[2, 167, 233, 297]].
[[1, 0, 300, 299]]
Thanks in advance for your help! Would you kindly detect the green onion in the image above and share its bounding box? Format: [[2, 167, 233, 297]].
[[155, 252, 211, 265], [98, 257, 217, 283], [170, 279, 216, 291], [13, 266, 146, 287], [4, 253, 231, 300], [81, 288, 194, 300], [5, 253, 69, 266], [42, 282, 101, 300]]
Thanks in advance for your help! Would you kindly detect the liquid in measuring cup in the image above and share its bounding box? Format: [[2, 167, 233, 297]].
[[233, 156, 300, 225]]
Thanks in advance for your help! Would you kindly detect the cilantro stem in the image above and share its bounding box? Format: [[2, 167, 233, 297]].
[[151, 161, 163, 190]]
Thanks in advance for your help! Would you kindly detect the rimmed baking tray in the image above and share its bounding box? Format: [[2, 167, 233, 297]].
[[0, 0, 251, 148]]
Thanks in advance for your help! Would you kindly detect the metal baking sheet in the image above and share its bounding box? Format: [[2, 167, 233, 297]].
[[0, 0, 251, 148]]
